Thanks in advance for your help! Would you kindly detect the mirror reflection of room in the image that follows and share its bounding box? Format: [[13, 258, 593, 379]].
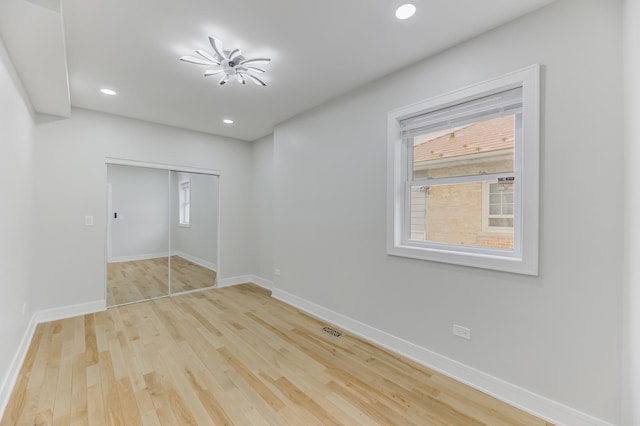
[[170, 171, 218, 293], [106, 163, 220, 307], [106, 164, 170, 306]]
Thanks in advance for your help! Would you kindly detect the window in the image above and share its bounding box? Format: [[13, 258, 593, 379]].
[[387, 65, 539, 275], [484, 180, 514, 232], [179, 179, 190, 226]]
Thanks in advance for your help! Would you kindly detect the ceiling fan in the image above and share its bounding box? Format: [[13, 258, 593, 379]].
[[180, 37, 271, 86]]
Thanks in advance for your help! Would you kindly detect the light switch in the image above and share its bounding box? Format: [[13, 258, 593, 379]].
[[85, 215, 94, 226]]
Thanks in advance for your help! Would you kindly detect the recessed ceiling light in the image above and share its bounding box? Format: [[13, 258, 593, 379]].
[[100, 88, 117, 96], [395, 3, 416, 20], [223, 119, 234, 124]]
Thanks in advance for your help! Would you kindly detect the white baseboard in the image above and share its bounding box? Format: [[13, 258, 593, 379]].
[[271, 287, 614, 426], [0, 299, 106, 419], [217, 275, 273, 291], [0, 314, 37, 419], [171, 251, 217, 271], [34, 299, 106, 324], [249, 276, 274, 291], [217, 275, 254, 288], [108, 252, 169, 263]]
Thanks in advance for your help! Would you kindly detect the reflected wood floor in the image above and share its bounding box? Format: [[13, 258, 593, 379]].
[[2, 284, 552, 425], [170, 256, 217, 294], [107, 258, 169, 306], [107, 257, 216, 306]]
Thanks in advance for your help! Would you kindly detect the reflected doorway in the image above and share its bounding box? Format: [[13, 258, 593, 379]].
[[106, 164, 169, 306]]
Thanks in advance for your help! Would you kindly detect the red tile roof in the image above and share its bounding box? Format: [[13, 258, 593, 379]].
[[414, 115, 514, 162]]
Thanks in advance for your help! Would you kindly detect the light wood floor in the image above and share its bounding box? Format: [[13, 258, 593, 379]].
[[2, 284, 552, 425], [107, 257, 216, 306]]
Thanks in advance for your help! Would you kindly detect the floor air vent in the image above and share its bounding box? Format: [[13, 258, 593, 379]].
[[322, 326, 343, 338]]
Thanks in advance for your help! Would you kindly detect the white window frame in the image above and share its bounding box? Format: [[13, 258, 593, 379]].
[[386, 65, 539, 275], [179, 179, 191, 227]]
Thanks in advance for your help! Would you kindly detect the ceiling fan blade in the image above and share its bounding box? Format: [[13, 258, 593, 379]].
[[196, 50, 220, 65], [209, 37, 226, 61], [228, 48, 242, 60], [204, 69, 223, 76], [219, 74, 229, 86], [236, 73, 246, 84], [180, 55, 213, 65], [239, 57, 271, 66], [246, 73, 267, 86], [244, 66, 266, 73]]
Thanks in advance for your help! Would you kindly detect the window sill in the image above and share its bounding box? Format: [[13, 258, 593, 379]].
[[179, 224, 191, 228], [387, 243, 537, 276]]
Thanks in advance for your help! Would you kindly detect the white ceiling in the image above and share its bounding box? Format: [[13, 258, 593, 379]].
[[2, 0, 556, 141]]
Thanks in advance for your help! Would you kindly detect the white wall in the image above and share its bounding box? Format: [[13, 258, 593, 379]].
[[108, 164, 170, 260], [171, 171, 219, 267], [623, 0, 640, 424], [252, 134, 274, 282], [273, 0, 622, 423], [32, 108, 254, 311], [0, 37, 34, 404]]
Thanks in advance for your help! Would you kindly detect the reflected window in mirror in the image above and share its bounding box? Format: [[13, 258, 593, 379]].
[[170, 171, 219, 294], [179, 179, 191, 227]]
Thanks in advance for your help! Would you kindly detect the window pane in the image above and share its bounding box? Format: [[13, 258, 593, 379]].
[[412, 115, 515, 180], [489, 218, 514, 228], [410, 183, 513, 249]]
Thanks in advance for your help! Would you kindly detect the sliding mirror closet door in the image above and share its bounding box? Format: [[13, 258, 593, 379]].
[[170, 171, 219, 294], [106, 165, 170, 306]]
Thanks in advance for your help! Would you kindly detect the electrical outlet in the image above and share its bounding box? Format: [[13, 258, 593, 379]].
[[274, 268, 281, 276], [453, 324, 471, 340], [85, 215, 94, 226]]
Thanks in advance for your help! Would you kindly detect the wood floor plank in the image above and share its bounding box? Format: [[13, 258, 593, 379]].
[[142, 372, 180, 426], [97, 351, 125, 426], [2, 284, 553, 425], [33, 324, 63, 425], [69, 352, 88, 425], [86, 363, 106, 426]]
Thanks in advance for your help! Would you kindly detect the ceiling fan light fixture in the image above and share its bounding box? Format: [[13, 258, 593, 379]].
[[181, 36, 271, 87], [395, 3, 416, 20]]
